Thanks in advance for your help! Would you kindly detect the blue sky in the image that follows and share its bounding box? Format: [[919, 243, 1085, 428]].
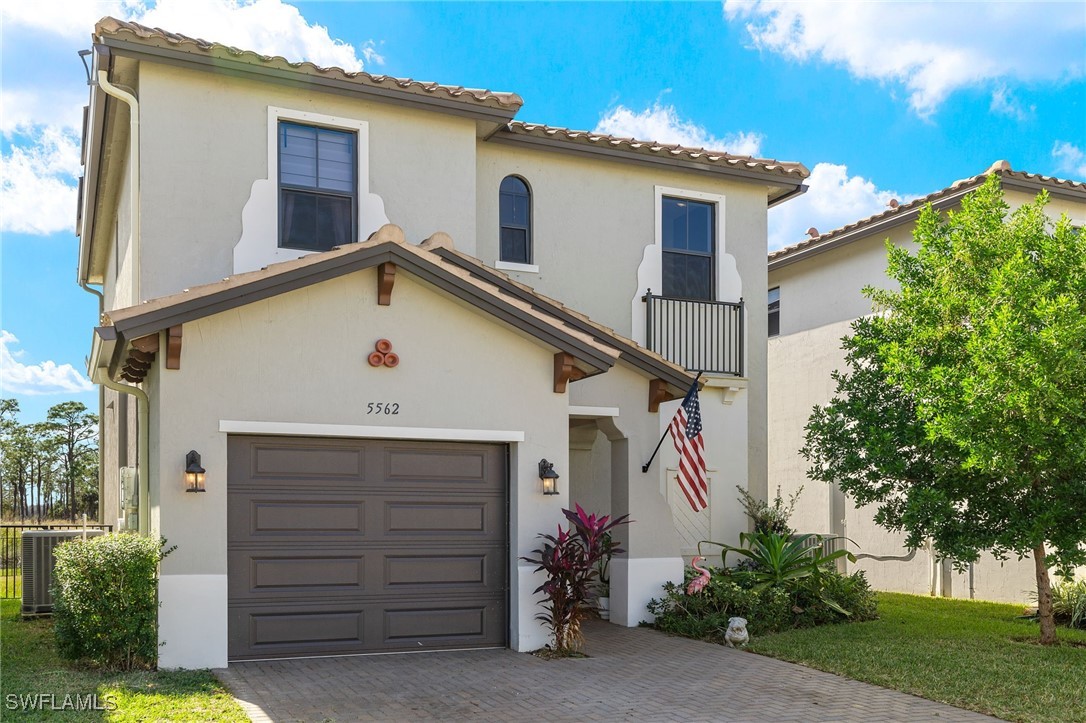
[[2, 0, 1084, 423]]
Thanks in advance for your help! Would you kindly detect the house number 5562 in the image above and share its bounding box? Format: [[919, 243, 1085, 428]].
[[366, 403, 400, 415]]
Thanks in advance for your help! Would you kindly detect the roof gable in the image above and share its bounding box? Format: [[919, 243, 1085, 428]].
[[492, 122, 808, 204], [95, 18, 524, 122], [769, 161, 1086, 270], [94, 225, 693, 398]]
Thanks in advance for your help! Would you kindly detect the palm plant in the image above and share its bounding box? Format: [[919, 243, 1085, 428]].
[[699, 531, 857, 615]]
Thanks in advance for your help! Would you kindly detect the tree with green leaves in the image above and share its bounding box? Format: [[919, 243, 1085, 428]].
[[0, 399, 18, 518], [45, 402, 99, 522], [804, 175, 1086, 645], [0, 400, 99, 521]]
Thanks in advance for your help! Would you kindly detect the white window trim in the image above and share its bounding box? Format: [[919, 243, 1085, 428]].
[[219, 419, 525, 443], [233, 106, 389, 275], [655, 185, 727, 297], [632, 186, 737, 348], [495, 260, 540, 274]]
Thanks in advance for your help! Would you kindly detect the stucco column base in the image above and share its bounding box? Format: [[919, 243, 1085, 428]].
[[159, 573, 228, 669], [513, 562, 550, 652], [610, 556, 684, 627]]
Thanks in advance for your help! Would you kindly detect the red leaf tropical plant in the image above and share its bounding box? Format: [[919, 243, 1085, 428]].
[[521, 505, 631, 655]]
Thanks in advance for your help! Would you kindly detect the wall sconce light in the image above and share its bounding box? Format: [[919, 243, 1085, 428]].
[[539, 458, 559, 496], [185, 450, 206, 493]]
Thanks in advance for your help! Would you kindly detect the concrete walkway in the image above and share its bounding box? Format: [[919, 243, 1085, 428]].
[[215, 620, 1000, 722]]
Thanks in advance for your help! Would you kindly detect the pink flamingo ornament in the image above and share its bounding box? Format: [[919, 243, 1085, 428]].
[[686, 556, 711, 595]]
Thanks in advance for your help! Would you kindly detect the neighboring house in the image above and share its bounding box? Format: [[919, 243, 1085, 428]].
[[767, 161, 1086, 603], [77, 19, 808, 668]]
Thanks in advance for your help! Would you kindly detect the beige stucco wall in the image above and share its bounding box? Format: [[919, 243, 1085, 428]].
[[769, 224, 914, 337], [475, 143, 768, 338], [476, 143, 772, 505], [135, 63, 479, 301], [767, 318, 850, 537], [568, 366, 686, 624]]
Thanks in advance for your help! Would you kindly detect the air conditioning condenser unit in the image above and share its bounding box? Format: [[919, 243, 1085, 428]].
[[21, 530, 105, 616]]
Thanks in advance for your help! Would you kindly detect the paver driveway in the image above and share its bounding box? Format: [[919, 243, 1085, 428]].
[[215, 619, 1000, 722]]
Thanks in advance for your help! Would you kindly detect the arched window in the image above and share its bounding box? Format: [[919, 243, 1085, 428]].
[[499, 176, 531, 264]]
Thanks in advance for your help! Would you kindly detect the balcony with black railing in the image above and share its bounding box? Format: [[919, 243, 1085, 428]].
[[643, 291, 744, 376]]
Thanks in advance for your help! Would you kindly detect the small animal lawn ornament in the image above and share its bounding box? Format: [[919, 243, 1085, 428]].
[[725, 616, 749, 648], [686, 556, 711, 595]]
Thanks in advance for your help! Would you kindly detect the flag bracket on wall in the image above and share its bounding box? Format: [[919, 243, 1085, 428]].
[[640, 373, 709, 513]]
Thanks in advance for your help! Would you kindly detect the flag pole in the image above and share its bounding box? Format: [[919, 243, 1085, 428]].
[[641, 371, 703, 473]]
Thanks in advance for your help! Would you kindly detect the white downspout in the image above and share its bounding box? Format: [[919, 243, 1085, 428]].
[[79, 283, 106, 522], [99, 377, 150, 536], [96, 70, 140, 304]]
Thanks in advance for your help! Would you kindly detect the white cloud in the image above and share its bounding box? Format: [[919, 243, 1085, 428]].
[[1052, 141, 1086, 179], [361, 39, 386, 68], [724, 1, 1085, 118], [0, 89, 86, 136], [0, 126, 82, 235], [989, 86, 1033, 122], [2, 0, 370, 71], [0, 331, 94, 396], [768, 163, 908, 251], [0, 1, 138, 42], [595, 102, 764, 156], [136, 0, 365, 71]]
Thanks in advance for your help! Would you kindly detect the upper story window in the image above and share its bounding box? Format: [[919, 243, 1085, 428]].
[[662, 196, 714, 300], [499, 175, 532, 264], [768, 286, 780, 337], [279, 122, 356, 251]]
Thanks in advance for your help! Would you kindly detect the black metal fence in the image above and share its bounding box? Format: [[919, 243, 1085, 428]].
[[1, 523, 114, 599], [643, 291, 744, 375]]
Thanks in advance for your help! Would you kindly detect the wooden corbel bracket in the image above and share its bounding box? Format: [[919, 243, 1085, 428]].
[[648, 379, 680, 413], [378, 262, 396, 306], [553, 352, 587, 393], [165, 326, 182, 370], [130, 334, 159, 354]]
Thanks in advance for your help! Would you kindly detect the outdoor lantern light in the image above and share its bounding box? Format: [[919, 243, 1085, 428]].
[[539, 458, 559, 496], [185, 450, 206, 493]]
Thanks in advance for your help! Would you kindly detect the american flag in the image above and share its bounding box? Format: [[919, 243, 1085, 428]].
[[669, 380, 708, 512]]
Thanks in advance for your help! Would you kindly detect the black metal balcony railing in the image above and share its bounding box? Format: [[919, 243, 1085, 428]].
[[643, 291, 743, 376]]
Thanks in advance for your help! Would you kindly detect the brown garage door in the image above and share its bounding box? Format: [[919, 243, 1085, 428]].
[[227, 435, 507, 660]]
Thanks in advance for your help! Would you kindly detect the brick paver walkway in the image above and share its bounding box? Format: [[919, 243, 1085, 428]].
[[214, 620, 1000, 722]]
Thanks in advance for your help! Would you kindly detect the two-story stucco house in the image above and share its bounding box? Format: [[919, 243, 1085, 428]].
[[77, 19, 808, 668], [767, 161, 1086, 603]]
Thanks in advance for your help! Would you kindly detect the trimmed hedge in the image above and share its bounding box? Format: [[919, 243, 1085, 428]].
[[51, 533, 173, 670]]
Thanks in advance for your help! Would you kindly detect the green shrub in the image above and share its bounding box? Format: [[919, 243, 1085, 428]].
[[735, 485, 803, 535], [1051, 578, 1086, 629], [51, 533, 174, 670], [647, 567, 878, 642]]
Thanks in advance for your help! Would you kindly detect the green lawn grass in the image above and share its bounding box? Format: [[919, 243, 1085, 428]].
[[0, 598, 248, 722], [747, 592, 1086, 723]]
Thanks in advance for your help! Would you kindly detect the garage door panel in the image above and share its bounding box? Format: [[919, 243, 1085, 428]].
[[383, 549, 503, 589], [229, 550, 366, 597], [253, 444, 364, 480], [228, 491, 366, 543], [230, 605, 367, 657], [384, 605, 492, 642], [385, 500, 497, 535], [229, 438, 367, 488], [385, 448, 487, 481]]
